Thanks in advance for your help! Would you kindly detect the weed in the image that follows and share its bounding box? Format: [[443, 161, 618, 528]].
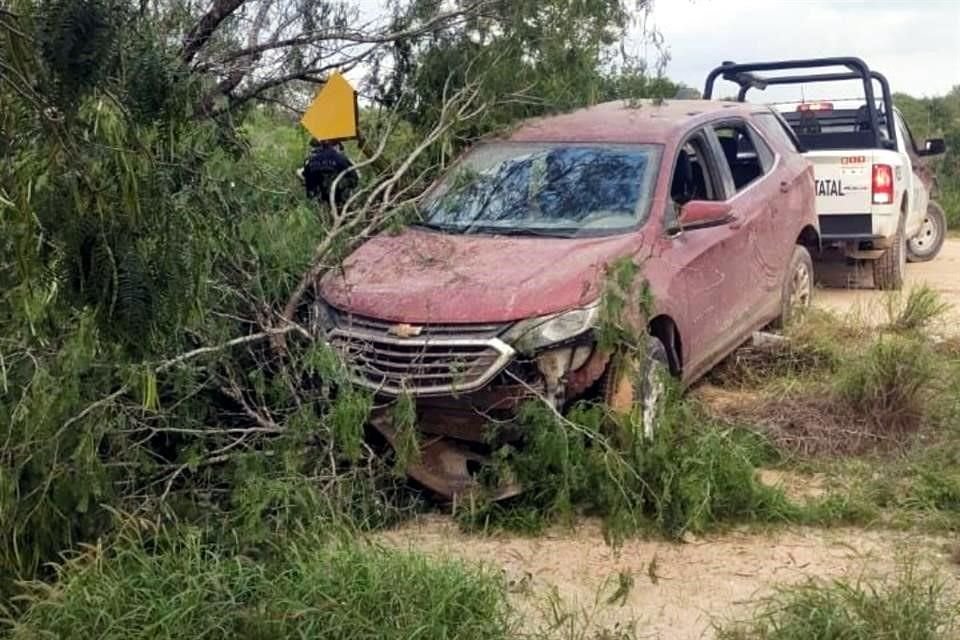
[[716, 560, 960, 640], [885, 285, 951, 333], [836, 334, 937, 432], [5, 527, 514, 640], [329, 387, 373, 461], [704, 308, 950, 456], [536, 582, 639, 640]]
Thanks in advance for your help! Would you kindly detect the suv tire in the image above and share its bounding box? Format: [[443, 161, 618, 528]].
[[873, 216, 906, 291], [772, 245, 814, 329], [907, 201, 947, 263], [604, 337, 670, 442]]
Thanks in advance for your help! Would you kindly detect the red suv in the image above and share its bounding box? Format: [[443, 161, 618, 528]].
[[315, 99, 818, 497]]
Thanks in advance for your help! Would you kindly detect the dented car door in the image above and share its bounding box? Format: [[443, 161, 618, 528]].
[[662, 130, 753, 379]]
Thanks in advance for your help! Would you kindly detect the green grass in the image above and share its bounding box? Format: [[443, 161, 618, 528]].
[[939, 184, 960, 230], [698, 290, 960, 532], [5, 529, 513, 640], [716, 560, 960, 640]]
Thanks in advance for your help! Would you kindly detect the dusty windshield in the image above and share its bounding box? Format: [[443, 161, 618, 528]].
[[419, 143, 661, 237]]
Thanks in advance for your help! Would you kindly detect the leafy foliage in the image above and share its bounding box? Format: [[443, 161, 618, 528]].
[[461, 396, 791, 542], [896, 88, 960, 228], [371, 0, 678, 160]]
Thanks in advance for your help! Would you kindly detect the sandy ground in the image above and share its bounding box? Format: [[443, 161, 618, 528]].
[[379, 515, 955, 639], [813, 236, 960, 329]]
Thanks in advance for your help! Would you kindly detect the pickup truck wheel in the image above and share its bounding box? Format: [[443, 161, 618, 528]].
[[604, 337, 669, 442], [907, 201, 947, 263], [872, 218, 906, 291], [772, 245, 813, 329]]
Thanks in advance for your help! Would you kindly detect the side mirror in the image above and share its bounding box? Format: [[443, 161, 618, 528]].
[[678, 200, 734, 229], [919, 138, 946, 156]]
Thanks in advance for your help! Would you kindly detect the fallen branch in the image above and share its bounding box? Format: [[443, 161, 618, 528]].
[[61, 323, 309, 432]]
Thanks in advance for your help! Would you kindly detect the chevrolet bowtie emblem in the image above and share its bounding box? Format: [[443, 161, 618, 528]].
[[387, 323, 423, 338]]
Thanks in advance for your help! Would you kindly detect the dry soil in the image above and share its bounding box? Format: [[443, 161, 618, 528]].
[[379, 515, 954, 639], [814, 236, 960, 329]]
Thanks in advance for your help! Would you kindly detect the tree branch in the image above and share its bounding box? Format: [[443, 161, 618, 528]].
[[181, 0, 246, 64], [213, 1, 490, 66]]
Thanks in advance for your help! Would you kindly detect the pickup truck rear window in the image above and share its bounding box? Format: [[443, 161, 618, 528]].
[[779, 105, 895, 151], [420, 143, 661, 237]]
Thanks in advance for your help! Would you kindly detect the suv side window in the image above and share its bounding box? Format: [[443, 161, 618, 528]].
[[712, 121, 770, 192], [753, 111, 801, 153], [666, 131, 724, 230]]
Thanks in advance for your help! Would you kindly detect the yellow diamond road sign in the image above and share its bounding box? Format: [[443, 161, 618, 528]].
[[300, 72, 359, 142]]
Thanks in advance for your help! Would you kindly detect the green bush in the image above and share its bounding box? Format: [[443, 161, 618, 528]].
[[5, 529, 513, 640]]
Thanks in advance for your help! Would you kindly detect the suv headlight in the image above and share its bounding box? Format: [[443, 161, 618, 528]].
[[501, 302, 600, 354]]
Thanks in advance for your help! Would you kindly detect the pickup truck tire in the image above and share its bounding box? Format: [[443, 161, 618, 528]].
[[906, 201, 947, 263], [772, 245, 813, 329], [604, 337, 669, 442], [872, 218, 906, 291]]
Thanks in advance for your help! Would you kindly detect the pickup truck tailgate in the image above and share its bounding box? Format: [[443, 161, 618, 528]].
[[805, 151, 876, 238]]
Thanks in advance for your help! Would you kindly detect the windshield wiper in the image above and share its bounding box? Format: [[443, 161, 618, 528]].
[[409, 221, 456, 232], [412, 221, 578, 238], [462, 225, 575, 237]]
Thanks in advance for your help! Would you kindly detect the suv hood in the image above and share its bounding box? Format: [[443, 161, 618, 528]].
[[320, 227, 644, 323]]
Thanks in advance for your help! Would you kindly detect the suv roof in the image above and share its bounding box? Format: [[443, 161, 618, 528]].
[[508, 99, 764, 145]]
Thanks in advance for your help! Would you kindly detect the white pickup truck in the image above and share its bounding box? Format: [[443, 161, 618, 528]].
[[704, 58, 948, 289]]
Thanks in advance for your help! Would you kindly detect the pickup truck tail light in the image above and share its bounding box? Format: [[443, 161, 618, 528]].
[[871, 164, 894, 205]]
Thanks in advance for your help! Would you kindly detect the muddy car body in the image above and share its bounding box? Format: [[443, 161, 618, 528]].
[[315, 99, 819, 497]]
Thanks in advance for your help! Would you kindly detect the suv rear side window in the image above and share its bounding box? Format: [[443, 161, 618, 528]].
[[753, 112, 800, 153], [712, 122, 770, 191]]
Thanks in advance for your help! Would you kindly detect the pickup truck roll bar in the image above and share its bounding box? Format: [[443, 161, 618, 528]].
[[703, 57, 895, 150]]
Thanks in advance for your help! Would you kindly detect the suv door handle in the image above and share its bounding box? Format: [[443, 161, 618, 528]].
[[780, 180, 791, 193]]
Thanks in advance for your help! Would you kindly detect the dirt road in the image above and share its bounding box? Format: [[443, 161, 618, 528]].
[[380, 516, 953, 639], [814, 236, 960, 327]]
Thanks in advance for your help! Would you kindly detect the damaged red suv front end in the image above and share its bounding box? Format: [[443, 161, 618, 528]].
[[315, 140, 661, 496]]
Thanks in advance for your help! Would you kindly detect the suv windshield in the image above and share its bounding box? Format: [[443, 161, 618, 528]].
[[419, 142, 661, 237]]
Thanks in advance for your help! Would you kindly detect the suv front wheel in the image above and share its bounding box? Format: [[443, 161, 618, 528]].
[[604, 336, 670, 442]]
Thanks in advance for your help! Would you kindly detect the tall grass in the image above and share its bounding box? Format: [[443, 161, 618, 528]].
[[836, 335, 937, 432], [885, 285, 952, 334], [717, 560, 960, 640], [5, 528, 513, 640]]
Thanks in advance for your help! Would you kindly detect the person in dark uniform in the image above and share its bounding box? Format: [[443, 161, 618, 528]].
[[301, 139, 358, 206]]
